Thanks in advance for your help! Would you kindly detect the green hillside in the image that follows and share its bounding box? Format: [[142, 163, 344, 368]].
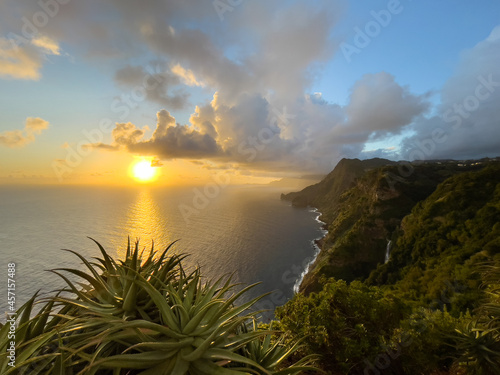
[[367, 164, 500, 312], [278, 158, 500, 374], [282, 158, 495, 294]]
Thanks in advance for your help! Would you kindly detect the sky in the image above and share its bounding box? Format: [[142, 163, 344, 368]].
[[0, 0, 499, 185]]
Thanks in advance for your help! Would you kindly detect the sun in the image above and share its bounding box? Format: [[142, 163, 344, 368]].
[[131, 160, 158, 182]]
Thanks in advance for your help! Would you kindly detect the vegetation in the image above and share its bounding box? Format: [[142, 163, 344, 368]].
[[276, 280, 408, 374], [448, 261, 500, 374], [368, 165, 500, 312], [276, 262, 500, 374], [277, 158, 500, 374], [282, 158, 493, 294], [0, 239, 318, 374]]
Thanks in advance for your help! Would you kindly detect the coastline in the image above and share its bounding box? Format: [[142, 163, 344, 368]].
[[293, 207, 329, 294]]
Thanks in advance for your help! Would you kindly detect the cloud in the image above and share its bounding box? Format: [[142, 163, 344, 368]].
[[241, 1, 341, 101], [88, 122, 148, 151], [0, 36, 61, 80], [128, 1, 343, 104], [26, 117, 50, 133], [88, 143, 118, 151], [89, 110, 222, 159], [345, 72, 429, 137], [89, 70, 432, 173], [144, 26, 255, 105], [171, 64, 204, 87], [114, 64, 189, 109], [0, 130, 29, 148], [131, 110, 222, 159], [0, 38, 42, 80], [0, 117, 49, 147], [399, 25, 500, 161], [31, 35, 60, 56], [112, 122, 147, 146]]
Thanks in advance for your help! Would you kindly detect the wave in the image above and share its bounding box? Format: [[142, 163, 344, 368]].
[[293, 207, 328, 294]]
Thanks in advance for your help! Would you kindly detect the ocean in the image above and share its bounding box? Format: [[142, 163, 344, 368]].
[[0, 184, 324, 321]]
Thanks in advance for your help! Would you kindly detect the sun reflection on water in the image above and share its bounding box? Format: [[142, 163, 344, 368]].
[[116, 188, 170, 259]]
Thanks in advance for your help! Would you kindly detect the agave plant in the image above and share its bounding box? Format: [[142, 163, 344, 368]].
[[52, 237, 185, 321], [237, 320, 320, 375], [445, 261, 500, 374], [0, 238, 320, 375], [0, 293, 60, 374], [478, 262, 500, 330], [448, 320, 500, 375]]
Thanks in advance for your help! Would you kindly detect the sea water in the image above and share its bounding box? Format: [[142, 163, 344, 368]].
[[0, 184, 323, 320]]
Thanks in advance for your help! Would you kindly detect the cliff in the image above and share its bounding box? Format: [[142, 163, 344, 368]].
[[282, 158, 498, 295], [366, 164, 500, 311], [281, 158, 395, 215]]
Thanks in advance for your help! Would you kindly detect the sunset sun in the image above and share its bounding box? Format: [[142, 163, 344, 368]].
[[131, 160, 157, 182]]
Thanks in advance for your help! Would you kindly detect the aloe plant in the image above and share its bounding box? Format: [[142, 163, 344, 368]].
[[445, 262, 500, 374], [236, 321, 320, 375], [479, 262, 500, 330], [0, 238, 319, 374], [448, 320, 500, 375], [0, 293, 61, 374]]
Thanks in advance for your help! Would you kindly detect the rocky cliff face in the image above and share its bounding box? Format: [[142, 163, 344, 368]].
[[282, 158, 491, 295]]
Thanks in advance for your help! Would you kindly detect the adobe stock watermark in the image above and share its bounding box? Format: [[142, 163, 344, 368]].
[[213, 0, 244, 22], [6, 0, 71, 50], [385, 73, 499, 191], [52, 64, 171, 182], [341, 0, 411, 63], [178, 106, 295, 224]]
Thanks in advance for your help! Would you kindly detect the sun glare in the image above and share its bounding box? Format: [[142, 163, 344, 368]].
[[131, 160, 157, 182]]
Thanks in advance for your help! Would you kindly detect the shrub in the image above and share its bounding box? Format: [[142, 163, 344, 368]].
[[276, 279, 408, 374]]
